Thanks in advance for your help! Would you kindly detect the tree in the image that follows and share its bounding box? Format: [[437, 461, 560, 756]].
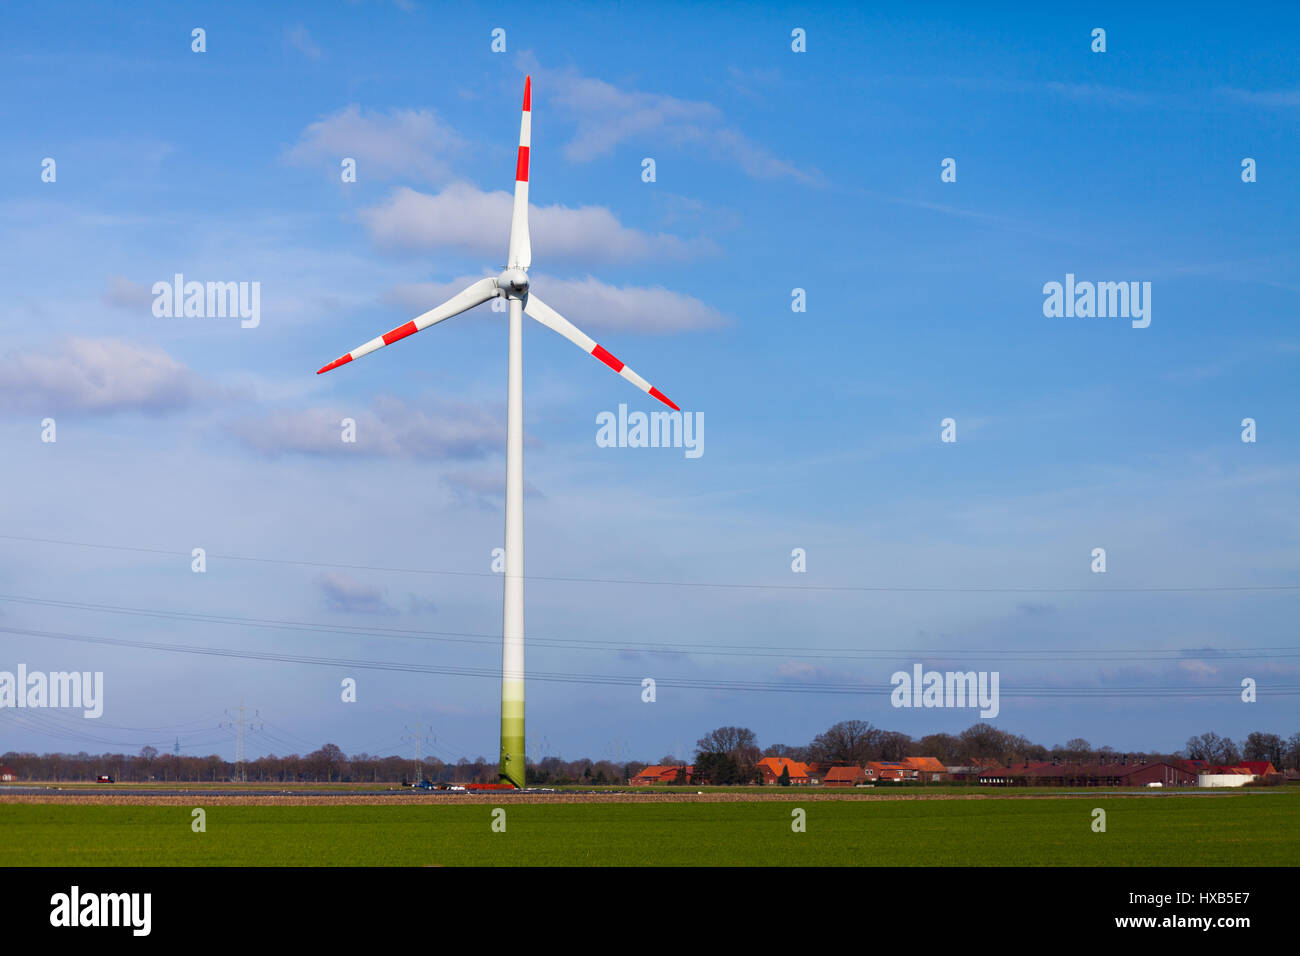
[[1243, 732, 1285, 767], [809, 720, 878, 765], [692, 751, 743, 785], [1063, 738, 1091, 762], [778, 765, 791, 787], [764, 743, 811, 761], [877, 731, 913, 762], [696, 726, 757, 755], [958, 723, 1015, 763], [696, 726, 760, 784], [1185, 732, 1239, 765], [918, 733, 959, 764], [305, 743, 347, 782]]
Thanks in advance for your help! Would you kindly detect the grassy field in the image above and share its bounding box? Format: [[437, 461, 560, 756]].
[[2, 791, 1295, 866]]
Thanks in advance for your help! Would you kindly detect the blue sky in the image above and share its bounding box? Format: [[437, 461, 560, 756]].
[[0, 1, 1297, 765]]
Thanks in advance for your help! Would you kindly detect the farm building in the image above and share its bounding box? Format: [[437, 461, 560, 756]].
[[803, 762, 829, 784], [867, 760, 915, 781], [630, 765, 692, 785], [1197, 767, 1253, 788], [1237, 761, 1278, 777], [823, 766, 869, 787], [902, 756, 947, 781], [979, 761, 1196, 787], [0, 765, 15, 782], [756, 757, 810, 785]]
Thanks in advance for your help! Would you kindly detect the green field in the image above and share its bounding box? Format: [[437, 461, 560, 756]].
[[3, 792, 1296, 866]]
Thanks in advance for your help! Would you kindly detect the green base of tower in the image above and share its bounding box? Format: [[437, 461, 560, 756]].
[[500, 701, 525, 789]]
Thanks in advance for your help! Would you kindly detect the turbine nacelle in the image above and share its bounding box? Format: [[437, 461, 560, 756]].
[[497, 268, 530, 299]]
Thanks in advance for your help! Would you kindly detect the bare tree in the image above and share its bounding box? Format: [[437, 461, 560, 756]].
[[1185, 732, 1239, 765], [696, 726, 758, 755], [1243, 732, 1285, 767], [809, 720, 877, 765]]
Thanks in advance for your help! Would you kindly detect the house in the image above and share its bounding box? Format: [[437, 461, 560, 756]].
[[0, 765, 15, 782], [901, 756, 947, 782], [630, 765, 692, 785], [823, 766, 868, 787], [868, 760, 915, 781], [1236, 761, 1278, 777], [756, 757, 810, 785]]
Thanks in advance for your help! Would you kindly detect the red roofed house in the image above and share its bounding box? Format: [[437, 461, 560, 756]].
[[756, 757, 810, 785], [823, 766, 868, 787], [630, 765, 692, 785], [0, 765, 15, 782], [901, 756, 947, 782], [1236, 761, 1278, 777], [868, 760, 915, 782]]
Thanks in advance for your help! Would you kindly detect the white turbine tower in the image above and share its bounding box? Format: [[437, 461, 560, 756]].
[[317, 76, 678, 788]]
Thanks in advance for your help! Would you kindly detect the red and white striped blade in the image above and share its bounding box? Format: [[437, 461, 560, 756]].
[[507, 76, 532, 271], [524, 293, 679, 410], [317, 277, 499, 374]]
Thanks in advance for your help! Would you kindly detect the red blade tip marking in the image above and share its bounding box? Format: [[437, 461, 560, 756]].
[[649, 387, 679, 411], [317, 354, 353, 374], [523, 75, 531, 111], [516, 146, 529, 183], [591, 344, 624, 373]]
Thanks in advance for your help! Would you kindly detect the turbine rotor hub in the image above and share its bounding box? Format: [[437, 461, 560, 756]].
[[498, 269, 530, 298]]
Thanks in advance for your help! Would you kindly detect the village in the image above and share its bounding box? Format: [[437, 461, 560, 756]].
[[630, 755, 1289, 788]]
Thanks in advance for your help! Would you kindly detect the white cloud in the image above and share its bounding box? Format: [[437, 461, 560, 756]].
[[359, 183, 715, 261], [525, 61, 820, 184], [0, 338, 201, 414], [1216, 86, 1300, 108], [102, 276, 155, 310], [286, 25, 324, 61], [234, 394, 503, 460], [384, 273, 733, 335], [317, 572, 394, 614], [441, 468, 542, 506], [284, 105, 466, 183], [383, 273, 724, 335]]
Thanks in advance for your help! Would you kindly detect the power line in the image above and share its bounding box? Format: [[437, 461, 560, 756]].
[[5, 622, 1296, 698], [0, 591, 1294, 662], [2, 532, 1297, 594]]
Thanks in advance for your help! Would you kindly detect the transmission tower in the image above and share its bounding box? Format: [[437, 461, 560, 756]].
[[221, 699, 262, 782], [402, 720, 434, 784]]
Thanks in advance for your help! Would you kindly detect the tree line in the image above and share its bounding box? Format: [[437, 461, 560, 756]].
[[3, 723, 1296, 783]]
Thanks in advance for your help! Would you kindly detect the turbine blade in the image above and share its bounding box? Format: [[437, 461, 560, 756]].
[[524, 293, 679, 410], [317, 277, 499, 374], [507, 75, 532, 270]]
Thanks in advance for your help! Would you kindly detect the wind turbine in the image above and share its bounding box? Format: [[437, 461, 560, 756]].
[[317, 76, 679, 789]]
